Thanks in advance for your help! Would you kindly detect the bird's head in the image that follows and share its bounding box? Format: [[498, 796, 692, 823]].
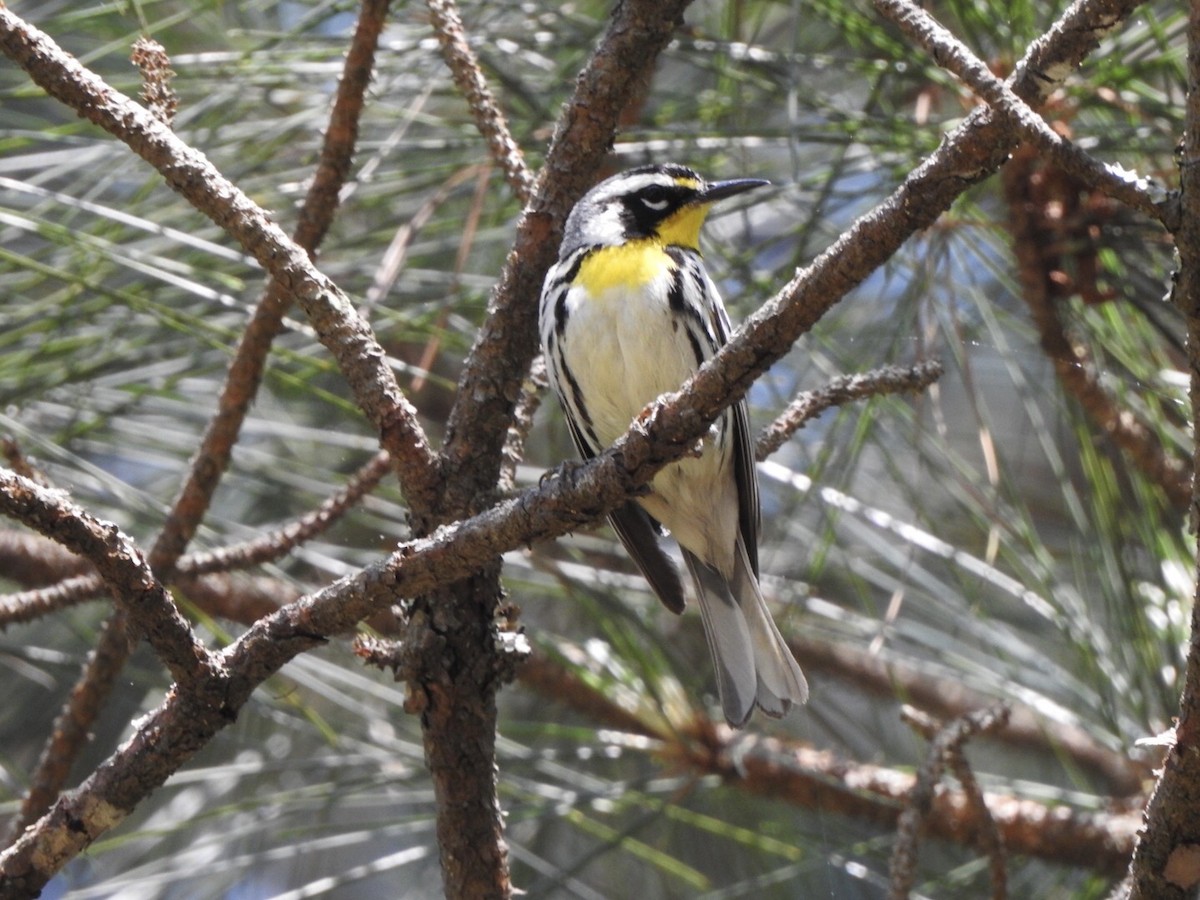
[[560, 163, 769, 255]]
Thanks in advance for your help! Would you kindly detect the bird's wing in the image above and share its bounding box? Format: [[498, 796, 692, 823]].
[[609, 502, 688, 615], [730, 396, 761, 578], [703, 279, 761, 579], [564, 413, 687, 614]]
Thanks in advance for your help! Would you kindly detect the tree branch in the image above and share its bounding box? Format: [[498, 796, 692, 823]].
[[874, 0, 1190, 510], [0, 449, 388, 631], [0, 472, 215, 686], [425, 0, 534, 202], [873, 0, 1174, 229], [0, 6, 442, 518], [177, 450, 393, 576], [757, 362, 944, 460], [1124, 0, 1200, 895]]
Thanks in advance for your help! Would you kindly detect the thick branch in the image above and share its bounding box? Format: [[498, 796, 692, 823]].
[[1124, 1, 1200, 895]]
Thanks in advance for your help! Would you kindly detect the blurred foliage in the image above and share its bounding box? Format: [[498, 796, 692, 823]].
[[0, 0, 1189, 897]]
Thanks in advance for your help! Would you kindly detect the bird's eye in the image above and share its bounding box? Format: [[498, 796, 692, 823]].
[[638, 186, 671, 211]]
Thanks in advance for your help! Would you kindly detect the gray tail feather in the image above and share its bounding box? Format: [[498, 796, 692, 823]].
[[685, 541, 808, 727]]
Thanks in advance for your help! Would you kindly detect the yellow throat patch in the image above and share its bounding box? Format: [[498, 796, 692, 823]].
[[575, 201, 711, 296], [656, 200, 709, 249]]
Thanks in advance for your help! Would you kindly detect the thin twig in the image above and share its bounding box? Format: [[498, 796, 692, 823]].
[[364, 163, 486, 310], [177, 450, 393, 576], [889, 704, 1011, 900], [498, 354, 549, 492], [872, 0, 1175, 229], [411, 164, 494, 392], [949, 743, 1008, 900], [0, 471, 216, 686], [756, 361, 944, 460], [900, 706, 1011, 900], [0, 573, 103, 628], [0, 450, 393, 630], [425, 0, 535, 202]]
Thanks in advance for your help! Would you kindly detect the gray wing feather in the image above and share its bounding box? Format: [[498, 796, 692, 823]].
[[686, 543, 809, 727], [609, 503, 687, 615], [564, 409, 687, 615]]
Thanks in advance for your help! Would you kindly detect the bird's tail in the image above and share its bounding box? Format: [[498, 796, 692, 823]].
[[685, 540, 809, 727]]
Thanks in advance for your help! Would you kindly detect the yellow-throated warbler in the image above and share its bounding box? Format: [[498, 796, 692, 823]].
[[539, 163, 808, 727]]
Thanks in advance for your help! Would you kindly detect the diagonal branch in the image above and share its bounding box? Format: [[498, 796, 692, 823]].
[[425, 0, 534, 202], [177, 450, 393, 576], [873, 0, 1175, 229], [715, 0, 1149, 420], [0, 450, 390, 631], [0, 472, 215, 687], [757, 361, 944, 461], [0, 6, 442, 519]]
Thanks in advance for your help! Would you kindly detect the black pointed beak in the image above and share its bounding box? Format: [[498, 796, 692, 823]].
[[696, 177, 770, 204]]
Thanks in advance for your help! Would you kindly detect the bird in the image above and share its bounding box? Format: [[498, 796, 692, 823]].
[[538, 162, 809, 727]]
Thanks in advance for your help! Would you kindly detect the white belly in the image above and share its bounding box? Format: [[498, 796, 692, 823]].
[[559, 279, 739, 569], [563, 280, 695, 446]]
